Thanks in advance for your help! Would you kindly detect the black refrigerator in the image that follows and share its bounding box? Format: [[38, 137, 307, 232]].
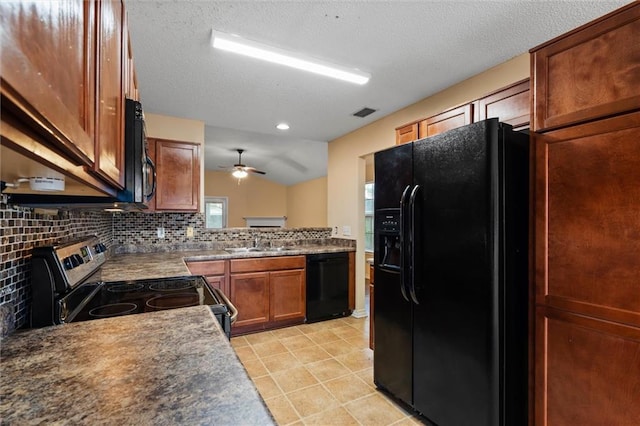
[[373, 119, 528, 426]]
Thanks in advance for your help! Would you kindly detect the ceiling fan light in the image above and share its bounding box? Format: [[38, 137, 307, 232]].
[[232, 169, 248, 179], [211, 30, 370, 85]]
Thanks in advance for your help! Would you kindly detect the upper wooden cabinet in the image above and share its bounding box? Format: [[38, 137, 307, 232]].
[[395, 122, 419, 145], [148, 138, 201, 212], [395, 79, 532, 145], [531, 4, 640, 132], [0, 1, 96, 166], [0, 0, 133, 193], [122, 10, 139, 101], [418, 103, 473, 138], [94, 0, 125, 189], [395, 104, 474, 145], [476, 79, 530, 131]]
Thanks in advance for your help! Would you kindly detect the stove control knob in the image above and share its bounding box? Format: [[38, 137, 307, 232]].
[[63, 257, 73, 270], [94, 243, 106, 254], [73, 254, 85, 265]]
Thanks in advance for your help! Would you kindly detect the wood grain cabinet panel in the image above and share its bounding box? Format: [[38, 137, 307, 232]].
[[94, 0, 125, 188], [537, 118, 640, 327], [230, 272, 270, 330], [418, 103, 473, 138], [0, 0, 96, 165], [270, 270, 305, 323], [476, 79, 530, 130], [185, 260, 229, 295], [151, 139, 201, 212], [536, 307, 640, 426], [395, 122, 419, 145], [531, 5, 640, 132], [229, 255, 306, 335], [531, 4, 640, 425]]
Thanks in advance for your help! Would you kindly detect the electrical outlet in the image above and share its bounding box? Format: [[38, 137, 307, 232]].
[[157, 227, 165, 239], [342, 225, 351, 236], [334, 226, 339, 235], [186, 227, 194, 238]]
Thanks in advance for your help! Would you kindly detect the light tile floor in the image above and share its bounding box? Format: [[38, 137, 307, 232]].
[[231, 315, 425, 425]]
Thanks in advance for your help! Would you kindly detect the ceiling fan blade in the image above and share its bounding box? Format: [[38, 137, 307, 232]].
[[245, 166, 266, 175]]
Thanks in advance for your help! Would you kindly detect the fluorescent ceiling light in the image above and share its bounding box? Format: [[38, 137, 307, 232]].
[[276, 123, 290, 130], [212, 30, 370, 85]]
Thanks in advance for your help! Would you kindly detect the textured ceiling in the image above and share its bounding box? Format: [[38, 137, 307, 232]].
[[125, 0, 629, 186]]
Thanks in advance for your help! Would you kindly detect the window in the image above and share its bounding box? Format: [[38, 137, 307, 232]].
[[364, 183, 374, 252], [205, 197, 228, 229]]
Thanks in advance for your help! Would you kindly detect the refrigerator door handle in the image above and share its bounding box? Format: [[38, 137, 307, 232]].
[[399, 185, 412, 303], [409, 184, 421, 305]]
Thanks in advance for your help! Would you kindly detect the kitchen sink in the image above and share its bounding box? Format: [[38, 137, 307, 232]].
[[224, 246, 293, 254], [224, 247, 262, 253]]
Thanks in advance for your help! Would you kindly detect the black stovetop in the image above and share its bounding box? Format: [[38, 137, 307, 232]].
[[61, 275, 223, 323]]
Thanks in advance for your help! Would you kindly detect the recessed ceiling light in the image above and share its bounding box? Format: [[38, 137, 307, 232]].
[[276, 123, 290, 130], [211, 29, 370, 85]]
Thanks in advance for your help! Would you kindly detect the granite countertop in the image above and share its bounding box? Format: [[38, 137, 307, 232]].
[[0, 306, 274, 425], [99, 244, 354, 281]]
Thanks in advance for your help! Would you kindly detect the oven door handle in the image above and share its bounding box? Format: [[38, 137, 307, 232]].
[[213, 288, 238, 324]]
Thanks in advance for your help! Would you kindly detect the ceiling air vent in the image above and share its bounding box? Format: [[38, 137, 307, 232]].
[[352, 107, 377, 118]]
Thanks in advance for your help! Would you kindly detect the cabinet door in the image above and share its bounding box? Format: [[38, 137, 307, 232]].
[[531, 4, 640, 132], [154, 139, 201, 211], [122, 10, 139, 101], [535, 306, 640, 425], [94, 0, 124, 188], [476, 79, 530, 130], [230, 272, 269, 330], [395, 122, 418, 145], [419, 103, 473, 138], [534, 114, 640, 328], [0, 0, 96, 165], [270, 269, 305, 323], [205, 275, 228, 296]]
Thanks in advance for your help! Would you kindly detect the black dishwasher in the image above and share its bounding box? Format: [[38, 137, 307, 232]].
[[306, 252, 350, 323]]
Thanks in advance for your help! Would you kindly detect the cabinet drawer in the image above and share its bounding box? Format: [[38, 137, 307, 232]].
[[185, 260, 227, 276], [230, 256, 305, 273], [531, 4, 640, 132]]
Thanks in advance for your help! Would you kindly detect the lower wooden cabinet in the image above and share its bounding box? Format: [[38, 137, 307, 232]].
[[535, 306, 640, 425], [230, 255, 306, 335], [185, 259, 228, 295]]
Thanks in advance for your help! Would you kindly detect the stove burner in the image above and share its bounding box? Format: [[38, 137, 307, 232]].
[[107, 283, 144, 293], [145, 293, 200, 310], [148, 280, 195, 291], [89, 303, 138, 318]]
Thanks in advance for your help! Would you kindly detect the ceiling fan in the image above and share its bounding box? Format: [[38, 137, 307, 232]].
[[219, 149, 266, 179]]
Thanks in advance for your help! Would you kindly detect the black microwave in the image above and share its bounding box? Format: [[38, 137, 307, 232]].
[[6, 99, 156, 210]]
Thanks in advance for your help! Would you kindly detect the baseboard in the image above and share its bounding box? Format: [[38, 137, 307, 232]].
[[351, 308, 368, 318]]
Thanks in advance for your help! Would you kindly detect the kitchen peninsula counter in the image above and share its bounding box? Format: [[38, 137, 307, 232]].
[[0, 306, 274, 425], [99, 244, 355, 281]]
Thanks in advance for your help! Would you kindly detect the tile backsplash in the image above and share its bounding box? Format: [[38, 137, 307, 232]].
[[0, 195, 112, 334], [111, 211, 333, 253], [0, 196, 338, 335]]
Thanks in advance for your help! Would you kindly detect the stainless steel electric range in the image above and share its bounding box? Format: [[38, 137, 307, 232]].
[[30, 236, 236, 338]]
